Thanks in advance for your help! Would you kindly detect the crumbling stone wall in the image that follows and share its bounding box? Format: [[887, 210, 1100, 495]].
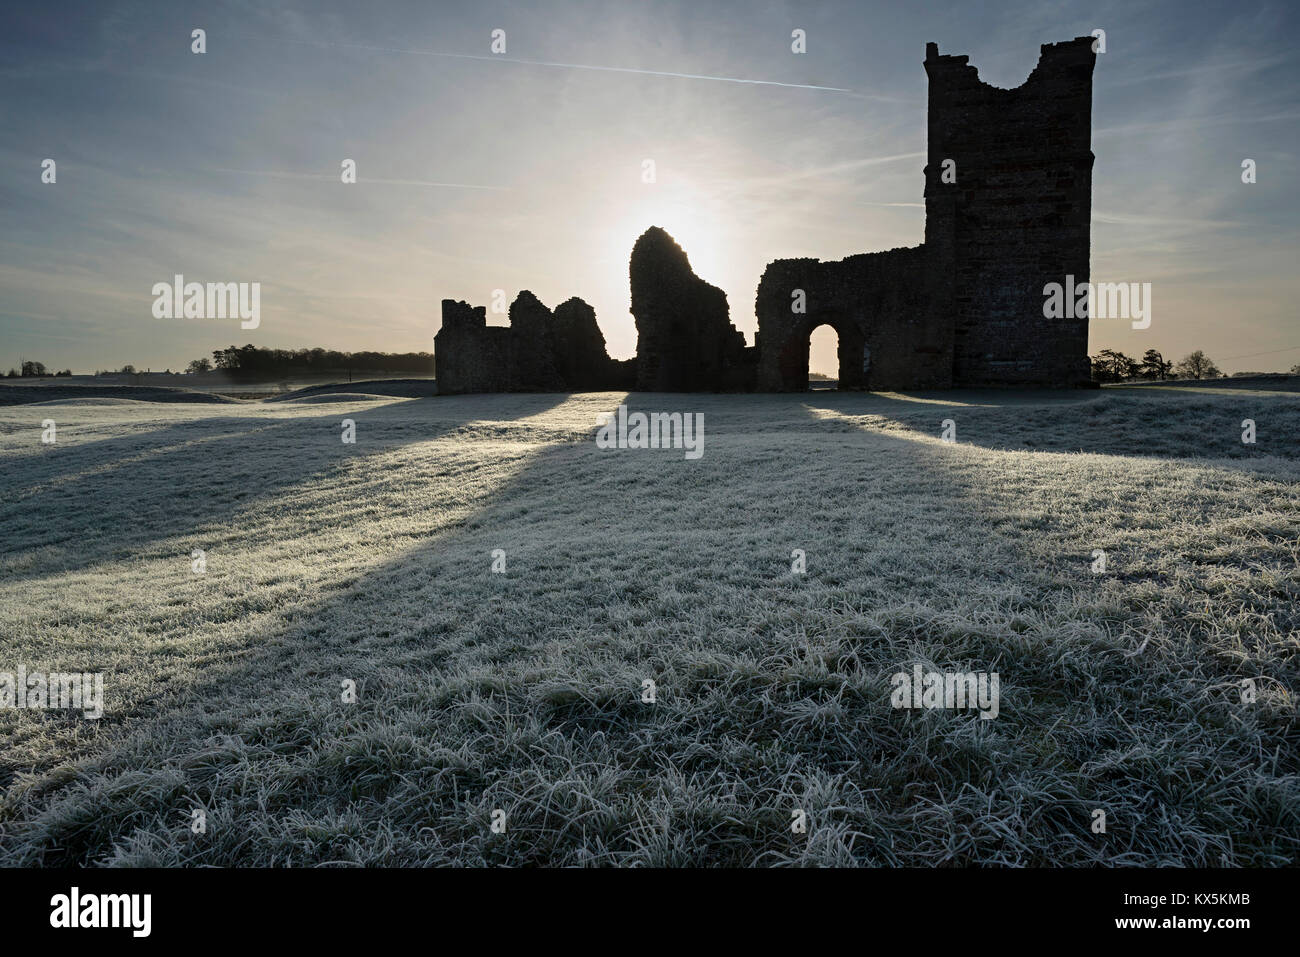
[[755, 246, 953, 391], [756, 37, 1095, 391], [552, 297, 631, 391], [630, 227, 754, 391], [434, 292, 632, 394], [505, 291, 567, 392], [433, 300, 509, 394]]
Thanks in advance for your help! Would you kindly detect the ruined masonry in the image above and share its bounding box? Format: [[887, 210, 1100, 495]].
[[757, 36, 1096, 390], [434, 292, 633, 394], [435, 37, 1096, 394], [629, 227, 754, 391]]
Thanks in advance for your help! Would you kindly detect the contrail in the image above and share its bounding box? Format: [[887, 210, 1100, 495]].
[[240, 35, 853, 93], [208, 167, 509, 191]]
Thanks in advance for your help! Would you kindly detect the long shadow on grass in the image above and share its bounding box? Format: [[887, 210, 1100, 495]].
[[2, 392, 1294, 866], [796, 388, 1300, 463], [0, 393, 574, 581]]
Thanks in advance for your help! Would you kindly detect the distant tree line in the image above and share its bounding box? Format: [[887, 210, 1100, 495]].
[[4, 361, 72, 377], [8, 346, 434, 380], [1090, 349, 1226, 383], [198, 345, 434, 379], [92, 364, 173, 375]]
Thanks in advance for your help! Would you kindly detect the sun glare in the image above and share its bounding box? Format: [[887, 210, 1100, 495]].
[[611, 178, 725, 283]]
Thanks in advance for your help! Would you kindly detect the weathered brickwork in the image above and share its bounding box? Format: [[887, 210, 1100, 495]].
[[756, 37, 1096, 390], [755, 246, 954, 391], [928, 37, 1095, 386], [432, 300, 509, 394]]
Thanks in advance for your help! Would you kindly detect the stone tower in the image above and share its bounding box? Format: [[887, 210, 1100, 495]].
[[755, 36, 1097, 391], [924, 37, 1096, 386]]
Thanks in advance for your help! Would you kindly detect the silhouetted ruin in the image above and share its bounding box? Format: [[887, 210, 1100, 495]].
[[758, 37, 1096, 390], [552, 297, 635, 391], [629, 227, 755, 391], [434, 37, 1096, 394], [434, 292, 633, 394], [756, 245, 952, 391]]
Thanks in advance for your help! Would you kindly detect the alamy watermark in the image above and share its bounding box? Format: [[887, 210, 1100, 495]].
[[152, 274, 260, 329], [50, 887, 150, 937], [890, 665, 999, 719], [595, 405, 704, 460], [1043, 274, 1151, 329], [1, 667, 104, 719]]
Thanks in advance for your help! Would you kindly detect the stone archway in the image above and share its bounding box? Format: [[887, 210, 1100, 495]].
[[755, 248, 955, 392], [774, 316, 866, 391]]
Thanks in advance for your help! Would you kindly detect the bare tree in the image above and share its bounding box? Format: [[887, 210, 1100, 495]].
[[1173, 351, 1221, 379]]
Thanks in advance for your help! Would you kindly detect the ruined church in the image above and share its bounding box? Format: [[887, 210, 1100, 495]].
[[435, 36, 1096, 394]]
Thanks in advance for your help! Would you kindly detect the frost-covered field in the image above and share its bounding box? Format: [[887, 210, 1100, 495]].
[[0, 387, 1297, 866]]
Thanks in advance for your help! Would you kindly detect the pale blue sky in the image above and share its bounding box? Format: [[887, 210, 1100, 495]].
[[2, 0, 1297, 374]]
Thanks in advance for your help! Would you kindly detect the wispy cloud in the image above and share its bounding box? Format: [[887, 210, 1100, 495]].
[[1099, 53, 1289, 88], [1096, 110, 1300, 138], [206, 168, 510, 191], [237, 34, 855, 93], [1092, 210, 1246, 229]]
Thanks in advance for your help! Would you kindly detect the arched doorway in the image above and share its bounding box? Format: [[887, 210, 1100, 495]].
[[808, 325, 838, 388], [775, 316, 867, 391]]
